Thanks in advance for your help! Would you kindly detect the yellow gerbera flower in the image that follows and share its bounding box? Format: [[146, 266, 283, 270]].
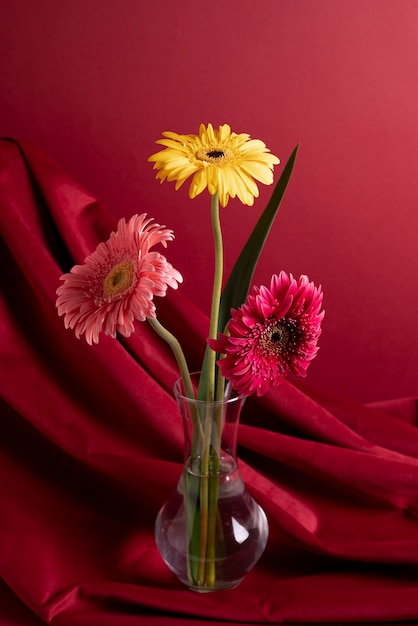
[[148, 123, 280, 207]]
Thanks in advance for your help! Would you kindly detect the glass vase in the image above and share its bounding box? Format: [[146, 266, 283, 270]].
[[155, 372, 269, 592]]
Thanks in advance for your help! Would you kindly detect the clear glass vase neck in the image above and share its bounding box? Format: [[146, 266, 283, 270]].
[[173, 372, 246, 475]]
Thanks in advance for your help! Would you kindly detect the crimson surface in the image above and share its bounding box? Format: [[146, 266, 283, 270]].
[[1, 139, 418, 624]]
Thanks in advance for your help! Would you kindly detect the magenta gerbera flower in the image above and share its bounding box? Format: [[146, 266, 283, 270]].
[[209, 272, 324, 396], [56, 213, 183, 345]]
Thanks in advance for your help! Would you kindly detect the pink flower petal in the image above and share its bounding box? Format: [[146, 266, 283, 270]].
[[56, 213, 182, 344]]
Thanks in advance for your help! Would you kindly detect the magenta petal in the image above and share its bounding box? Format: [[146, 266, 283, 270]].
[[213, 271, 324, 397]]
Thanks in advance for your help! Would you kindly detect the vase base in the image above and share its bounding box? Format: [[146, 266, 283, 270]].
[[186, 579, 241, 593], [155, 480, 268, 593]]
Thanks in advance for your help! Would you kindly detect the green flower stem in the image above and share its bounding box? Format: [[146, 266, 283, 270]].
[[152, 191, 226, 589], [194, 191, 224, 587], [147, 318, 204, 444], [197, 417, 211, 584], [148, 317, 209, 586], [207, 382, 225, 585], [207, 191, 223, 403], [147, 317, 195, 401], [206, 474, 219, 587]]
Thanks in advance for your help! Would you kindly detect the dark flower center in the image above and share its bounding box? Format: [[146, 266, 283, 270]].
[[196, 146, 233, 164], [270, 324, 290, 345], [256, 318, 301, 363], [263, 322, 290, 354], [206, 150, 225, 159]]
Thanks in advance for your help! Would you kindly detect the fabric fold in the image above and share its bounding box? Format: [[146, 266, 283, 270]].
[[1, 138, 418, 625]]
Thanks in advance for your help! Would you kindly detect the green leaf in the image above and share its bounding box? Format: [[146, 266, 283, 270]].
[[198, 144, 299, 399], [218, 143, 299, 332]]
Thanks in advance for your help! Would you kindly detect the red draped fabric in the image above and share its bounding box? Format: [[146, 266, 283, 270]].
[[1, 137, 418, 625]]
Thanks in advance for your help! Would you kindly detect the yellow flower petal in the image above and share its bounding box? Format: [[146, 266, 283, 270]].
[[149, 124, 280, 207], [189, 168, 208, 198], [239, 161, 275, 185]]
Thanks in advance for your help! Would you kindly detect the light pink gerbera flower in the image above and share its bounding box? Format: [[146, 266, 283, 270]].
[[56, 213, 183, 345], [209, 272, 324, 396]]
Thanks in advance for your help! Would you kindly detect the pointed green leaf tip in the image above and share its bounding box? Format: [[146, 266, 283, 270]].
[[218, 143, 299, 333]]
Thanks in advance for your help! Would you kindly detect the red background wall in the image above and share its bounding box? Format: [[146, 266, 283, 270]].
[[1, 0, 417, 403]]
